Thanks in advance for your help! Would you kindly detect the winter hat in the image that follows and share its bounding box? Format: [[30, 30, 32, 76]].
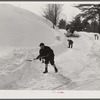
[[39, 43, 44, 46]]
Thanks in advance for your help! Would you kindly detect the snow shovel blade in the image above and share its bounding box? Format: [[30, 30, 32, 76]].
[[26, 59, 33, 61]]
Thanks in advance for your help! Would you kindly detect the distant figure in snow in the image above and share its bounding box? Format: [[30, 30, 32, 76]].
[[34, 43, 58, 74], [97, 35, 99, 40], [67, 39, 74, 48], [94, 34, 99, 40]]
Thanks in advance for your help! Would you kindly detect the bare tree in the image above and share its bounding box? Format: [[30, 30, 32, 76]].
[[43, 4, 63, 28]]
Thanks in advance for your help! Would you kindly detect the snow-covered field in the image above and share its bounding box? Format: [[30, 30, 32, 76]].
[[0, 4, 100, 90]]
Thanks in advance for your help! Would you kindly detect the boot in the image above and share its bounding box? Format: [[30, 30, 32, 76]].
[[42, 59, 45, 63], [53, 64, 58, 73], [43, 71, 48, 74], [43, 64, 48, 74], [55, 67, 58, 73], [71, 44, 73, 48]]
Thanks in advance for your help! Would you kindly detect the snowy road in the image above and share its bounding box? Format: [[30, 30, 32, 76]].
[[55, 32, 100, 90]]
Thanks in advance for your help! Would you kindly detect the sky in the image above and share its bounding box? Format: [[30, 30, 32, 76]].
[[11, 2, 80, 22]]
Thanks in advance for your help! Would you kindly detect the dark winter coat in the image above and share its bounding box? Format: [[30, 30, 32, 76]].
[[36, 46, 54, 60], [68, 40, 73, 44]]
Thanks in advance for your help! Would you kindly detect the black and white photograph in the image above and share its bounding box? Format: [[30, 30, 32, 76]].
[[0, 1, 100, 92]]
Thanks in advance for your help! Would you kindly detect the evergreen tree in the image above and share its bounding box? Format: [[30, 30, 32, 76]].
[[66, 14, 83, 33], [75, 4, 100, 33], [58, 19, 66, 29]]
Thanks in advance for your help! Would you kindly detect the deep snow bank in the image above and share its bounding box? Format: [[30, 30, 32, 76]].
[[0, 29, 68, 89], [0, 4, 59, 47], [2, 31, 100, 90], [0, 4, 68, 89], [0, 4, 63, 89], [3, 30, 100, 90]]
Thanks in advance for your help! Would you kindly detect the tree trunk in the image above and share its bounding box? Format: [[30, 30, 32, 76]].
[[53, 24, 55, 29], [98, 13, 100, 34], [54, 4, 57, 26], [98, 8, 100, 34]]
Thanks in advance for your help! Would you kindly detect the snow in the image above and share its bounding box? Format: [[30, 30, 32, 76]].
[[55, 32, 100, 90], [0, 4, 100, 90], [0, 4, 59, 47], [1, 30, 100, 90]]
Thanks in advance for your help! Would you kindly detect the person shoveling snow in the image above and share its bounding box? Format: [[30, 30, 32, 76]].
[[34, 43, 58, 74], [67, 39, 74, 48]]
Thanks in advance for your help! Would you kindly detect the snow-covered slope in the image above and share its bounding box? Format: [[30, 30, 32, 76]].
[[0, 4, 59, 47], [0, 28, 68, 89], [0, 4, 67, 89], [1, 30, 100, 90], [55, 32, 100, 90], [7, 31, 100, 90]]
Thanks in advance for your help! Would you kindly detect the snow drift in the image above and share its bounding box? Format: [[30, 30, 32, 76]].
[[0, 4, 59, 47], [1, 29, 100, 90], [0, 28, 68, 89], [0, 4, 69, 89]]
